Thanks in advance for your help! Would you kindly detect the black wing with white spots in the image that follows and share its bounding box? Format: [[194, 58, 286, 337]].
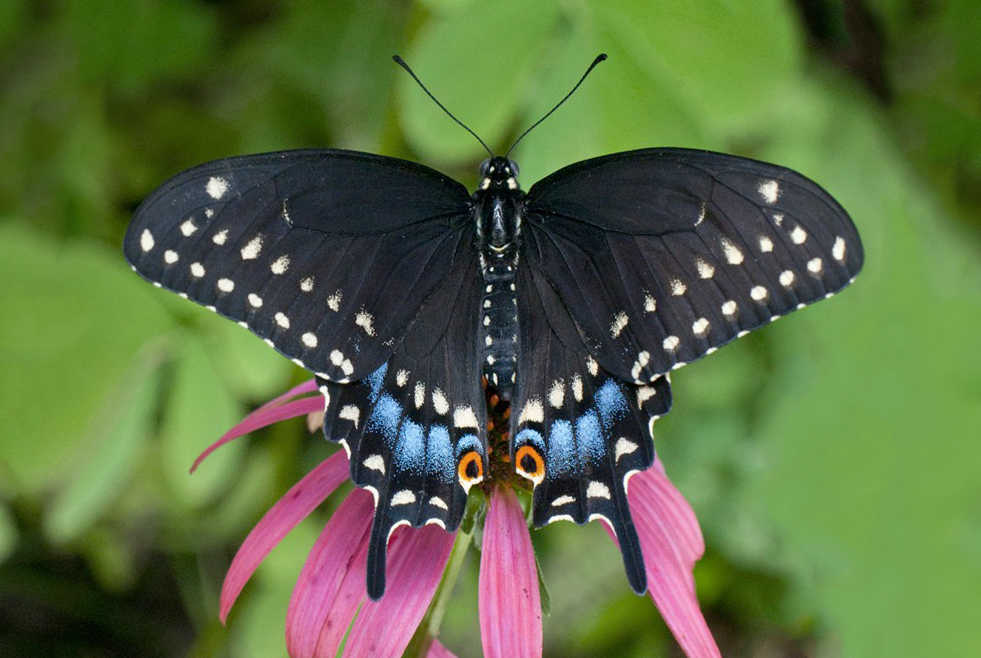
[[509, 263, 672, 594], [523, 148, 864, 382], [317, 231, 486, 600], [123, 149, 472, 382]]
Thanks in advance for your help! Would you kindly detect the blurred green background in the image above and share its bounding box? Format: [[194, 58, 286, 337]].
[[1, 1, 979, 656]]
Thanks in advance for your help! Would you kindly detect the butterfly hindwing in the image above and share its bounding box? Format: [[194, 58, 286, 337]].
[[510, 264, 672, 594], [319, 234, 486, 599], [523, 148, 864, 381], [124, 149, 472, 382]]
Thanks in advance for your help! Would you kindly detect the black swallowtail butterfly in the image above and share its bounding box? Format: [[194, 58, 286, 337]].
[[124, 56, 863, 600]]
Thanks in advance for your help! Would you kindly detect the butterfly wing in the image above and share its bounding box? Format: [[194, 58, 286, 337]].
[[523, 147, 864, 381], [124, 149, 473, 382], [317, 233, 486, 599], [510, 263, 672, 594]]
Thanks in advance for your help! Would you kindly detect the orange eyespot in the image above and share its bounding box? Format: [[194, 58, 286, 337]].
[[457, 451, 484, 491], [515, 445, 546, 485]]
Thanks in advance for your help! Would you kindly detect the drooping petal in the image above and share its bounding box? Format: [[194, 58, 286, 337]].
[[425, 639, 459, 658], [479, 487, 542, 658], [609, 462, 720, 658], [220, 450, 349, 622], [285, 488, 374, 658], [193, 393, 323, 472], [344, 523, 456, 657]]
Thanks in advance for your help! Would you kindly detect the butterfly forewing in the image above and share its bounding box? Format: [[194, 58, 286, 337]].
[[124, 150, 473, 382], [523, 148, 864, 381]]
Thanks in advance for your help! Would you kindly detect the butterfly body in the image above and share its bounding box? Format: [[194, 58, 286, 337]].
[[475, 156, 524, 400], [125, 145, 862, 600]]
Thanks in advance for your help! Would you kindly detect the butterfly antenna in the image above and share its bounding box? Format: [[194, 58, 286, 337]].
[[505, 53, 608, 158], [393, 55, 494, 157]]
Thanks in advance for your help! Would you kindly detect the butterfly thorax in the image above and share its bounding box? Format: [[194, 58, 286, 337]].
[[473, 156, 523, 400]]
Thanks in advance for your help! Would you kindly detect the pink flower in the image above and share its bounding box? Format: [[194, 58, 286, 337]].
[[198, 380, 720, 657]]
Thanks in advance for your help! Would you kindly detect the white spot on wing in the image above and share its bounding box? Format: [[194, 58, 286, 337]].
[[696, 259, 715, 279], [585, 355, 599, 377], [206, 177, 229, 200], [164, 250, 178, 264], [302, 332, 318, 348], [190, 262, 205, 278], [610, 312, 629, 338], [453, 405, 479, 429], [692, 318, 709, 336], [549, 380, 564, 408], [180, 219, 197, 237], [363, 453, 384, 473], [517, 398, 544, 425], [248, 293, 262, 308], [140, 229, 154, 252], [241, 235, 263, 260], [721, 237, 744, 265], [270, 255, 290, 275], [587, 481, 611, 500], [722, 300, 737, 316], [571, 374, 583, 402], [217, 278, 234, 292], [644, 293, 657, 313], [779, 270, 796, 287], [414, 382, 425, 409], [355, 310, 376, 336], [432, 388, 449, 415], [274, 312, 290, 328], [790, 225, 808, 244], [327, 290, 342, 312], [662, 335, 680, 351], [758, 179, 780, 204], [631, 351, 651, 380], [300, 277, 314, 292], [391, 490, 416, 506], [429, 496, 448, 510], [759, 235, 774, 252], [751, 285, 768, 301], [396, 369, 409, 387], [670, 278, 686, 296], [212, 229, 228, 245], [615, 438, 639, 462], [807, 257, 824, 273], [552, 495, 576, 507], [833, 236, 846, 261]]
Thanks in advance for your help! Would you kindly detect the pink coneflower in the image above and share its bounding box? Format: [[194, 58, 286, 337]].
[[196, 380, 720, 658]]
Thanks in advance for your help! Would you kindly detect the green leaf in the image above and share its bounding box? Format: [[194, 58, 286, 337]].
[[160, 334, 245, 509], [0, 502, 18, 566], [0, 224, 173, 494], [44, 349, 162, 544]]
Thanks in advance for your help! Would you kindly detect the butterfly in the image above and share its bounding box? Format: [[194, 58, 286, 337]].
[[123, 56, 863, 600]]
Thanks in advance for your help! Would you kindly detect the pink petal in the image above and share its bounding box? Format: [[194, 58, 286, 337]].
[[344, 523, 456, 656], [286, 488, 374, 658], [479, 487, 542, 658], [258, 379, 320, 411], [426, 639, 459, 658], [612, 462, 720, 658], [220, 450, 349, 622], [192, 394, 323, 472]]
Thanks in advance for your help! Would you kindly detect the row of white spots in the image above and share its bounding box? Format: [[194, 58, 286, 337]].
[[750, 285, 768, 301], [432, 389, 449, 415], [721, 237, 744, 265], [692, 317, 710, 336], [696, 259, 715, 279], [453, 405, 479, 429], [662, 335, 680, 352], [670, 278, 686, 296], [570, 374, 584, 402]]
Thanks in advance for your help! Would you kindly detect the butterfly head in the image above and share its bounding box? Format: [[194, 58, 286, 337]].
[[478, 156, 520, 191]]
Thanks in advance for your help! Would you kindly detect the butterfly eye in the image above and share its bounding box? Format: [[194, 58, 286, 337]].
[[457, 450, 484, 491], [515, 445, 545, 485], [479, 158, 491, 178], [507, 159, 519, 178]]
